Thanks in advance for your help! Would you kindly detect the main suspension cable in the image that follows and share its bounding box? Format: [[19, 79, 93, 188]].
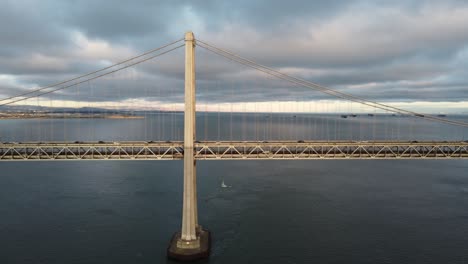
[[196, 39, 468, 128], [1, 44, 184, 106], [0, 38, 184, 103]]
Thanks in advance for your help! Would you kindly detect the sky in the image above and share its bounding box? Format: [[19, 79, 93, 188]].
[[1, 0, 468, 113]]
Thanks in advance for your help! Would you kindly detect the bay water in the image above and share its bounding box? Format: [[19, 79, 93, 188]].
[[1, 113, 468, 264]]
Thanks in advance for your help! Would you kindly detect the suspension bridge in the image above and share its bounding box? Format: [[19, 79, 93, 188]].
[[1, 31, 468, 260]]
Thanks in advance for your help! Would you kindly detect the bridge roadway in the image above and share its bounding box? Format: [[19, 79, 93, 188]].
[[1, 140, 468, 160]]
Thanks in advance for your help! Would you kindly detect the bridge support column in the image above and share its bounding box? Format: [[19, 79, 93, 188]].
[[167, 31, 211, 261]]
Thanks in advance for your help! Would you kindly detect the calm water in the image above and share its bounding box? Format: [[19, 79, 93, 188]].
[[1, 113, 468, 264]]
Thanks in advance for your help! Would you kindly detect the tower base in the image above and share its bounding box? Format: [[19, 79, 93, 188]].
[[167, 228, 211, 261]]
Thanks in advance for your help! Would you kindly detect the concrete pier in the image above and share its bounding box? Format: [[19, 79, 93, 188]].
[[167, 31, 210, 261], [167, 229, 211, 261]]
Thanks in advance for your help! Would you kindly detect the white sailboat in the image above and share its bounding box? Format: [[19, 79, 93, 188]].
[[221, 180, 229, 188]]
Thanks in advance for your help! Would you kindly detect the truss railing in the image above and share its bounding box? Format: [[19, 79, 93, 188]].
[[1, 141, 467, 160]]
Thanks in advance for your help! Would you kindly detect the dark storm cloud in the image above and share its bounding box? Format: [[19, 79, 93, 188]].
[[1, 0, 468, 108]]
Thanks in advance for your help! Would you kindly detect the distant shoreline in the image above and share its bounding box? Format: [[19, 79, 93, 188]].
[[0, 113, 144, 119]]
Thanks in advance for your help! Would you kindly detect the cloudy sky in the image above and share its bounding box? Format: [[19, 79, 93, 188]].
[[1, 0, 468, 113]]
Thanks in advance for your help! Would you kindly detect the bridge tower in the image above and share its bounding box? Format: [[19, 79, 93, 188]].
[[167, 31, 211, 261]]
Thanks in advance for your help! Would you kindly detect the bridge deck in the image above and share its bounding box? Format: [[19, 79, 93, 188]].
[[1, 141, 467, 160]]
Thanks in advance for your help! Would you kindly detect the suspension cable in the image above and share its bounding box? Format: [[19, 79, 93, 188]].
[[196, 39, 468, 128], [1, 44, 184, 107], [197, 39, 407, 113], [0, 38, 184, 103]]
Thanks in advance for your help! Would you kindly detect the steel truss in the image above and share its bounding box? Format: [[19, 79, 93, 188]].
[[1, 141, 467, 161], [195, 141, 468, 160], [0, 142, 184, 161]]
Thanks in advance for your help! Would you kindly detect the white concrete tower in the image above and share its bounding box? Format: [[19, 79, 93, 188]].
[[168, 31, 210, 261], [180, 31, 198, 245]]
